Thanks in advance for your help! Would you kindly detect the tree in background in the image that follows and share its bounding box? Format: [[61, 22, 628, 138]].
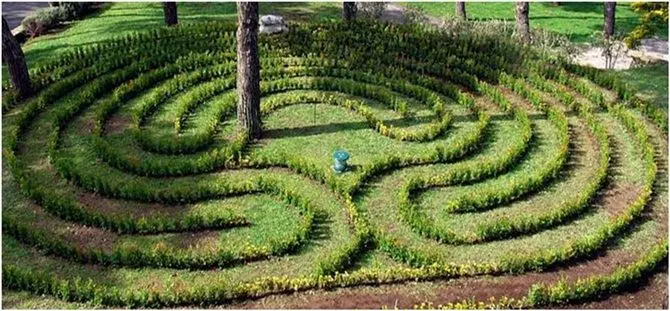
[[163, 2, 178, 26], [343, 1, 357, 21], [2, 17, 32, 98], [604, 2, 616, 39], [236, 2, 262, 140], [456, 2, 467, 20], [516, 2, 530, 44], [625, 2, 668, 47]]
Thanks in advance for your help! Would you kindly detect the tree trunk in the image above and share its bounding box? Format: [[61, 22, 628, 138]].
[[604, 2, 616, 39], [343, 1, 357, 21], [48, 2, 60, 7], [163, 2, 178, 26], [516, 2, 531, 44], [2, 17, 32, 99], [236, 2, 262, 140], [455, 2, 467, 20]]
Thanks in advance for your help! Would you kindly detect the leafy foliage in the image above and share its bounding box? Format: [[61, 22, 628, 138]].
[[1, 19, 666, 308]]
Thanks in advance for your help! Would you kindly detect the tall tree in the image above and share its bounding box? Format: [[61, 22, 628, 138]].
[[455, 2, 467, 20], [163, 2, 178, 26], [2, 17, 32, 98], [236, 2, 261, 140], [343, 1, 357, 21], [516, 2, 531, 44], [604, 2, 616, 39]]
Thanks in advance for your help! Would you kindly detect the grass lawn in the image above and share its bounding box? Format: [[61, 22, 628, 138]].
[[20, 2, 341, 66], [403, 2, 668, 43], [616, 62, 669, 111]]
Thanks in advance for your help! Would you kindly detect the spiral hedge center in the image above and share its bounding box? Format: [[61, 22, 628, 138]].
[[2, 21, 668, 308]]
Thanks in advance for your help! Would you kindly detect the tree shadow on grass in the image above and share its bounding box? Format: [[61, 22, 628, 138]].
[[263, 115, 448, 139], [539, 2, 604, 14], [19, 2, 341, 67], [263, 120, 370, 139], [263, 112, 546, 139]]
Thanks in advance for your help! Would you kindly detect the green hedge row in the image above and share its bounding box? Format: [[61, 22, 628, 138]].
[[398, 105, 567, 244], [499, 72, 548, 111], [280, 21, 522, 82], [3, 53, 238, 234], [5, 19, 514, 113], [2, 35, 237, 113], [413, 240, 667, 309], [494, 101, 657, 274], [4, 41, 219, 153], [477, 80, 513, 112], [524, 71, 575, 109], [447, 107, 569, 214], [474, 104, 609, 242], [379, 84, 654, 269], [92, 65, 463, 176], [561, 61, 667, 133], [5, 236, 664, 308], [130, 63, 459, 156], [527, 240, 667, 306], [3, 177, 316, 269]]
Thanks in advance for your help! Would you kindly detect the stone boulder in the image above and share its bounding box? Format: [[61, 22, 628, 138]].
[[259, 14, 288, 35]]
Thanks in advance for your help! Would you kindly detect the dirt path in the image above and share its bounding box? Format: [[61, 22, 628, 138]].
[[573, 38, 668, 70]]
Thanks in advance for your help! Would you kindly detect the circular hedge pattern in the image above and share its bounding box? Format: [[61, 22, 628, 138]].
[[2, 21, 667, 308]]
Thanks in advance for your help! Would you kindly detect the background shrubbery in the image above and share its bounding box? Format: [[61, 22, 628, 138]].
[[21, 2, 97, 38]]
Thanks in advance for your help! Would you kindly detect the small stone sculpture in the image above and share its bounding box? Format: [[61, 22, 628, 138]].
[[259, 14, 288, 35], [332, 150, 350, 174]]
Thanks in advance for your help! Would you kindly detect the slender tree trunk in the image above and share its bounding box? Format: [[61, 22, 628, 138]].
[[2, 17, 32, 98], [604, 2, 616, 39], [343, 1, 357, 21], [236, 2, 261, 140], [163, 2, 178, 26], [455, 2, 467, 20], [516, 2, 531, 44]]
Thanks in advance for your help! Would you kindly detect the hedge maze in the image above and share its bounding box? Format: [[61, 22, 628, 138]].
[[2, 21, 668, 308]]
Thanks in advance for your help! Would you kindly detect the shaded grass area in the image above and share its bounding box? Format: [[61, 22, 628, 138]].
[[17, 2, 341, 67], [616, 62, 669, 111], [403, 2, 668, 43]]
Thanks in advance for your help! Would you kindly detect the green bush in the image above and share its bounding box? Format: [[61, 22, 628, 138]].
[[20, 3, 95, 38], [21, 7, 62, 37]]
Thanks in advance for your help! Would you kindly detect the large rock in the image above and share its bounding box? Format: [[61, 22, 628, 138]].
[[259, 14, 288, 35]]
